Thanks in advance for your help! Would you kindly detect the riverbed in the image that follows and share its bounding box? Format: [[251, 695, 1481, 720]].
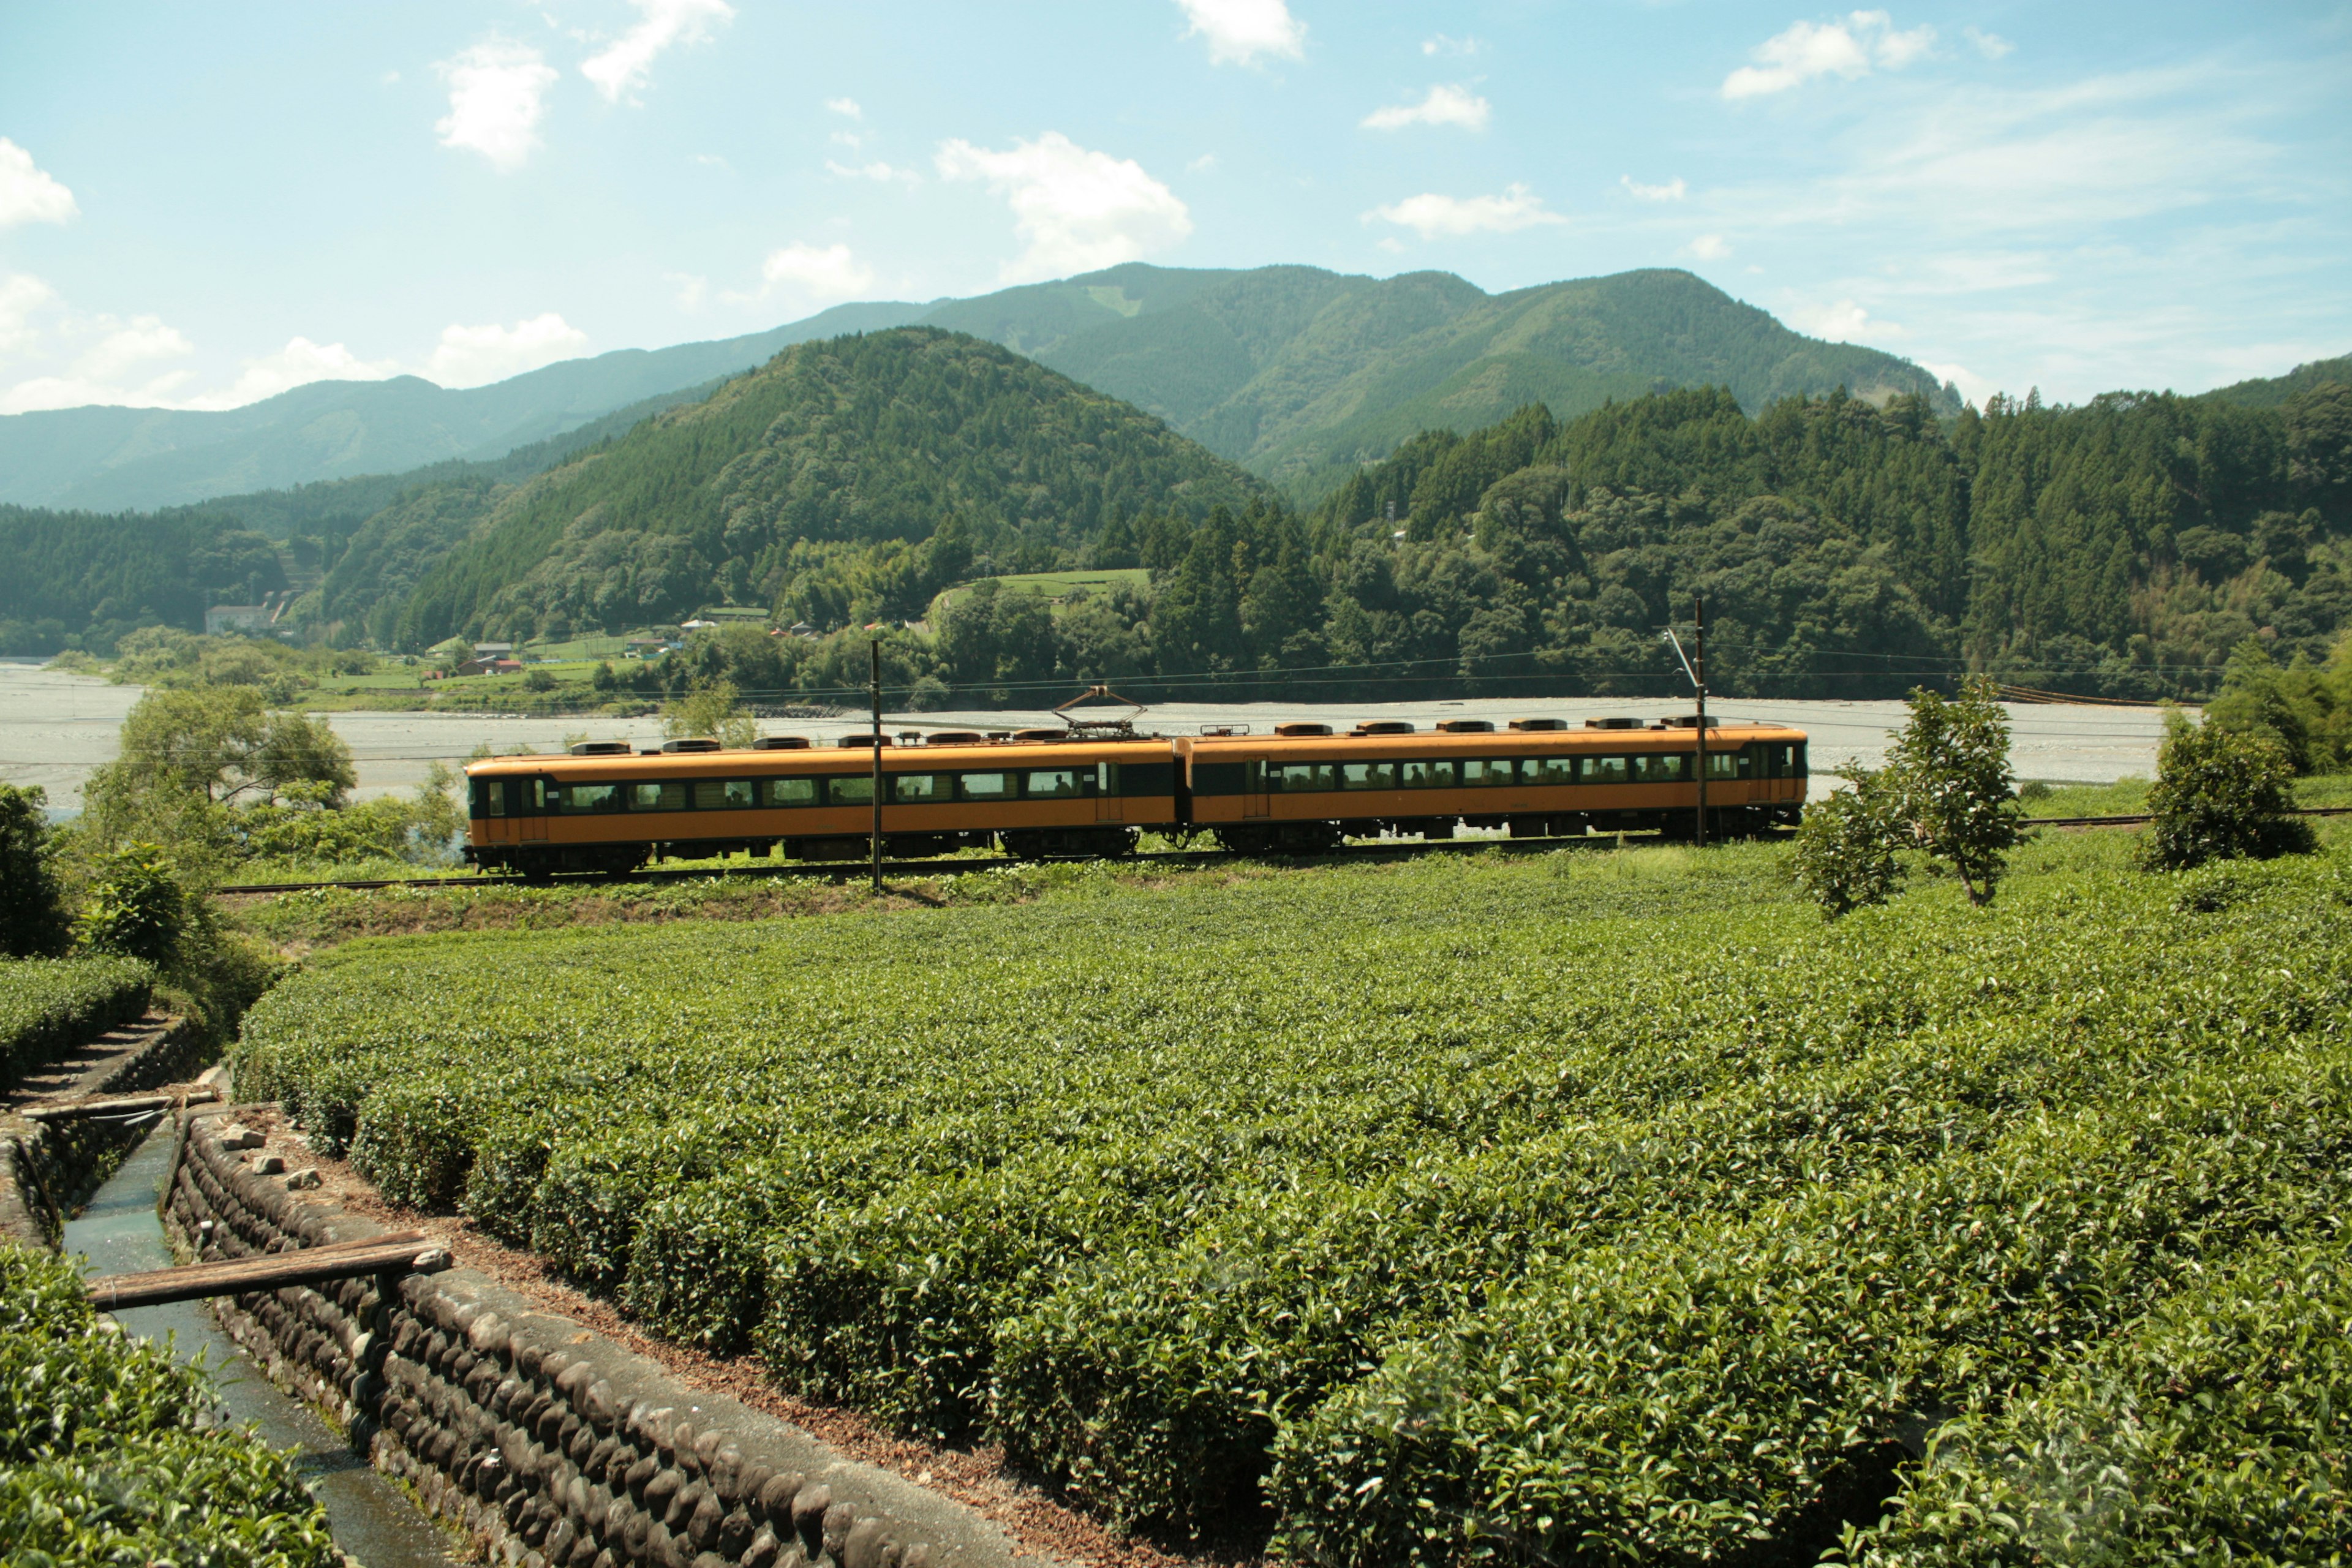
[[0, 659, 2168, 811]]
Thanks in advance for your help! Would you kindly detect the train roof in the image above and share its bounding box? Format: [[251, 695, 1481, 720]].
[[463, 734, 1177, 777]]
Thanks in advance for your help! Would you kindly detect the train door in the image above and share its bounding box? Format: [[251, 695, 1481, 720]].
[[1244, 758, 1269, 820], [1095, 761, 1120, 825], [521, 776, 552, 843]]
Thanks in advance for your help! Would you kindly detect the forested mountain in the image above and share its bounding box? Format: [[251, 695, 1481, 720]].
[[0, 505, 285, 654], [375, 328, 1259, 647], [2209, 353, 2352, 410], [1006, 264, 1959, 496], [0, 265, 1947, 511], [0, 302, 923, 511]]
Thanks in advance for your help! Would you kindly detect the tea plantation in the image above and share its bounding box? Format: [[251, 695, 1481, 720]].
[[0, 955, 151, 1082], [233, 837, 2352, 1564], [0, 1242, 339, 1562]]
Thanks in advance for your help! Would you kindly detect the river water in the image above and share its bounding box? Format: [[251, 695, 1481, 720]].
[[63, 1128, 461, 1567], [0, 659, 2168, 813]]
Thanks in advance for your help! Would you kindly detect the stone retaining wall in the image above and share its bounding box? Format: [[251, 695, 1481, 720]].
[[166, 1113, 1045, 1568], [0, 1016, 204, 1247]]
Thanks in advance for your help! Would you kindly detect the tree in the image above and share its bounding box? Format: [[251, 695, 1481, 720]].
[[662, 678, 760, 749], [1885, 677, 2024, 906], [0, 783, 68, 957], [2142, 708, 2315, 870], [1790, 769, 1905, 918]]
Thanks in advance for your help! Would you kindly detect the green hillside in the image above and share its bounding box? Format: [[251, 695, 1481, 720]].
[[2207, 352, 2352, 410], [387, 328, 1260, 646], [1022, 264, 1962, 496]]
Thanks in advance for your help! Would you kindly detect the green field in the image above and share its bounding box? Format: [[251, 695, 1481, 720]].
[[233, 831, 2352, 1562], [928, 568, 1149, 617]]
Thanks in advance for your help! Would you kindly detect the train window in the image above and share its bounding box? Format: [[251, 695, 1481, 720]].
[[1340, 761, 1398, 790], [472, 778, 505, 818], [1400, 759, 1456, 789], [1793, 742, 1809, 777], [1191, 761, 1248, 795], [1704, 750, 1751, 781], [894, 773, 946, 804], [958, 772, 1012, 801], [562, 783, 625, 814], [1765, 744, 1797, 778], [1272, 761, 1336, 793], [1632, 755, 1687, 784], [1580, 756, 1629, 785], [765, 777, 818, 807], [630, 781, 688, 811], [829, 775, 875, 806], [1115, 761, 1174, 796], [1461, 758, 1513, 787], [1024, 768, 1085, 799], [694, 779, 754, 809], [1521, 756, 1575, 786]]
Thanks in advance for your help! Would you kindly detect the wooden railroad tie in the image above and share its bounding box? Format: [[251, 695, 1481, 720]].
[[86, 1230, 449, 1311]]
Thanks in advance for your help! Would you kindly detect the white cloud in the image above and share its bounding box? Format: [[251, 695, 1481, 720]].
[[1188, 153, 1218, 173], [1723, 11, 1937, 99], [187, 337, 402, 410], [0, 139, 78, 227], [1687, 233, 1733, 260], [1174, 0, 1305, 66], [936, 132, 1193, 282], [0, 278, 198, 414], [1422, 34, 1480, 58], [424, 313, 588, 386], [694, 152, 731, 169], [1918, 358, 1996, 404], [755, 243, 876, 303], [826, 159, 920, 185], [0, 273, 59, 353], [434, 40, 558, 170], [1964, 25, 2014, 60], [1622, 175, 1687, 202], [1785, 297, 1904, 342], [1365, 183, 1566, 239], [826, 97, 863, 119], [666, 273, 710, 310], [1362, 85, 1491, 132], [581, 0, 734, 104]]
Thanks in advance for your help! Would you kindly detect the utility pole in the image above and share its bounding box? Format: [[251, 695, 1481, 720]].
[[1692, 596, 1708, 849], [869, 638, 883, 894]]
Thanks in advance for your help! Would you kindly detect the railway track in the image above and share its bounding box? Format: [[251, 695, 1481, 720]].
[[207, 806, 2352, 897]]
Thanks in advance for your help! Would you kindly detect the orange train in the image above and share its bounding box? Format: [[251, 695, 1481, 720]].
[[462, 716, 1809, 876]]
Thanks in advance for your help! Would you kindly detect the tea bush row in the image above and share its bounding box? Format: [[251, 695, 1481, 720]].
[[0, 1242, 337, 1564], [0, 954, 151, 1083], [233, 845, 2352, 1560]]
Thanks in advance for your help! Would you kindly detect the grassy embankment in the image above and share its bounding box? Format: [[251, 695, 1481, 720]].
[[227, 819, 2352, 1562]]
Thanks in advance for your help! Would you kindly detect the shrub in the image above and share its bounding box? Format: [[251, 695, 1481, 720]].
[[1790, 769, 1904, 918], [2143, 707, 2316, 870], [72, 842, 187, 966], [0, 1242, 337, 1565]]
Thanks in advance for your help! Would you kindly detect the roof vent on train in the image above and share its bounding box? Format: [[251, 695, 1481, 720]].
[[753, 736, 812, 750], [1011, 728, 1066, 741], [1352, 721, 1417, 736], [1434, 719, 1494, 733], [986, 731, 1014, 741], [1507, 718, 1569, 731], [568, 741, 633, 756], [1274, 722, 1333, 737], [1197, 724, 1251, 737], [1657, 715, 1719, 729], [923, 731, 988, 745], [660, 737, 724, 753], [1583, 717, 1643, 731], [837, 734, 894, 747]]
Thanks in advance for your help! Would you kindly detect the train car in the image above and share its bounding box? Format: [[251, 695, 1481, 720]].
[[463, 714, 1806, 875], [1180, 716, 1807, 853], [465, 732, 1180, 876]]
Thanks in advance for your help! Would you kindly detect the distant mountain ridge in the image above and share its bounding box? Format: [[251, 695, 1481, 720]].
[[0, 266, 1958, 511]]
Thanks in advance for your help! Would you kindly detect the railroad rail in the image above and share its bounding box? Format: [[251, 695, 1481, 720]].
[[203, 805, 2352, 897]]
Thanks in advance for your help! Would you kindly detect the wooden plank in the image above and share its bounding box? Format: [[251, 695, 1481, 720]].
[[24, 1088, 220, 1122], [88, 1237, 450, 1311]]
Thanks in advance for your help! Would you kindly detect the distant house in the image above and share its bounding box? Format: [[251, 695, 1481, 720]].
[[205, 605, 273, 636], [472, 641, 515, 659], [451, 657, 524, 677], [787, 622, 818, 639], [680, 619, 717, 631]]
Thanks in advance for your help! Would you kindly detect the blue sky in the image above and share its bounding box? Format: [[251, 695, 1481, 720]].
[[1, 1, 2345, 417]]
